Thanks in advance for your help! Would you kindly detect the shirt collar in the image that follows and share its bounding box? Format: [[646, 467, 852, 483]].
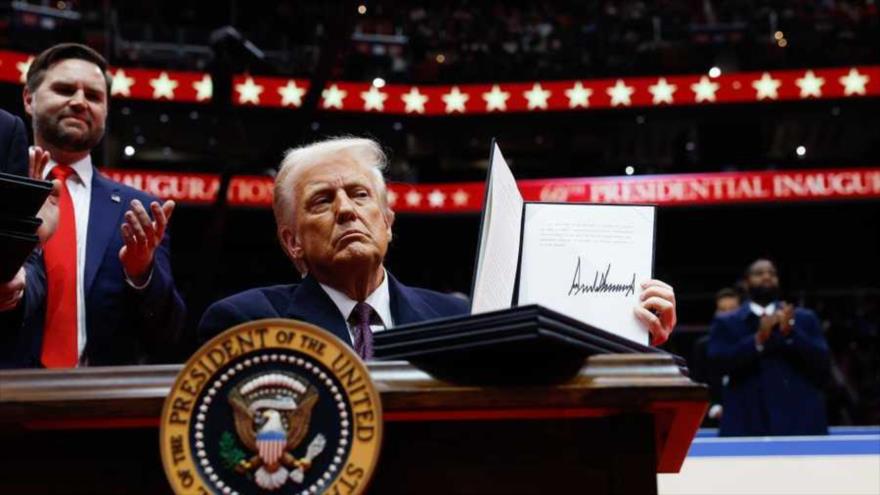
[[749, 301, 776, 317], [43, 154, 93, 188], [319, 268, 393, 327]]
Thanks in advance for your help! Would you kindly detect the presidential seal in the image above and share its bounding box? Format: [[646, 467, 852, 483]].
[[160, 319, 382, 495]]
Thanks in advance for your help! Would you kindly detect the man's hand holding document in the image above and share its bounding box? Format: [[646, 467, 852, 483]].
[[471, 142, 676, 346]]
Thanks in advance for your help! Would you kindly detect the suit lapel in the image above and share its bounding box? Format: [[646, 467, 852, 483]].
[[736, 302, 759, 332], [84, 172, 124, 294], [284, 276, 353, 345], [388, 273, 430, 325]]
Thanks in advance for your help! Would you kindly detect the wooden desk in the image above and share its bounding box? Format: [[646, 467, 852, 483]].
[[0, 354, 706, 494]]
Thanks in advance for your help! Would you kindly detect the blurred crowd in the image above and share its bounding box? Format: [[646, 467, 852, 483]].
[[7, 1, 879, 80], [349, 0, 880, 81]]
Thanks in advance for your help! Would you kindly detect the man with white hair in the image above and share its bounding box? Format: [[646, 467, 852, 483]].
[[198, 137, 678, 358], [198, 137, 469, 357]]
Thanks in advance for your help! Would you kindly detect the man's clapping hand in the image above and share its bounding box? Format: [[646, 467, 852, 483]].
[[29, 146, 60, 245]]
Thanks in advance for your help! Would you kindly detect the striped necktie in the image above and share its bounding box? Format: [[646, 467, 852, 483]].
[[349, 302, 375, 360]]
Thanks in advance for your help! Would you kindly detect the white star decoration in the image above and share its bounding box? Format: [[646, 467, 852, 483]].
[[405, 190, 422, 207], [8, 44, 867, 114], [321, 84, 347, 109], [192, 74, 213, 101], [752, 72, 782, 100], [606, 79, 634, 107], [649, 77, 676, 105], [452, 189, 469, 206], [16, 56, 33, 83], [361, 85, 388, 111], [110, 69, 135, 97], [691, 76, 720, 103], [482, 85, 510, 111], [278, 80, 306, 107], [795, 70, 824, 98], [235, 77, 264, 105], [839, 68, 869, 96], [427, 190, 446, 208], [401, 87, 429, 114], [564, 82, 592, 108], [523, 83, 551, 110], [149, 72, 179, 100], [386, 189, 398, 207], [442, 86, 469, 113]]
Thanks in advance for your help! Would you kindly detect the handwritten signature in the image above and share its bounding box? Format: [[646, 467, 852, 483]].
[[568, 258, 636, 297]]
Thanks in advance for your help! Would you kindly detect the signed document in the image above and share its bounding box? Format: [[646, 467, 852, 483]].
[[517, 203, 655, 344], [470, 141, 656, 344]]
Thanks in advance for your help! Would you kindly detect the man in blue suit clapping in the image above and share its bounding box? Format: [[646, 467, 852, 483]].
[[709, 259, 830, 436], [0, 43, 185, 367]]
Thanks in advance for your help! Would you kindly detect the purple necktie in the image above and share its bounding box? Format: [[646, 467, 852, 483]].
[[350, 302, 374, 360]]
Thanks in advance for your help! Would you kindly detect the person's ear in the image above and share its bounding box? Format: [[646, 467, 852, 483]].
[[23, 86, 34, 119], [384, 208, 395, 238], [280, 227, 303, 262]]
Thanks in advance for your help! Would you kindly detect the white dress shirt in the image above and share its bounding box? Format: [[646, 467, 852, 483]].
[[44, 156, 93, 363], [749, 302, 776, 317], [749, 301, 778, 352], [319, 269, 394, 343]]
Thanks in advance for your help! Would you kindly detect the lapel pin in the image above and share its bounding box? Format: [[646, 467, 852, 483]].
[[111, 193, 121, 203]]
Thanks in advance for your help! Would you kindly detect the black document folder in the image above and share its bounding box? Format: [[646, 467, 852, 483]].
[[0, 214, 42, 234], [0, 172, 53, 281], [374, 304, 685, 384], [0, 230, 39, 281], [0, 172, 53, 217]]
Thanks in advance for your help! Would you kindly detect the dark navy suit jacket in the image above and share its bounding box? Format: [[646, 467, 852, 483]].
[[0, 109, 28, 176], [708, 302, 830, 436], [198, 273, 469, 346], [0, 170, 186, 367]]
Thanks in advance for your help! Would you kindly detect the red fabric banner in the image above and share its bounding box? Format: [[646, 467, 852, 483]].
[[103, 167, 880, 212], [3, 49, 876, 113]]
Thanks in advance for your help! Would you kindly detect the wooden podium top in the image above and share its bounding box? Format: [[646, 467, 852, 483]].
[[0, 354, 707, 473]]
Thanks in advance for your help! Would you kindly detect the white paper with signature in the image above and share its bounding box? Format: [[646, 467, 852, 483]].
[[517, 203, 655, 344]]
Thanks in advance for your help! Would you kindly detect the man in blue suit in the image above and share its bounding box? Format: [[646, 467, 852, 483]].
[[0, 43, 185, 368], [708, 259, 830, 436], [198, 137, 679, 357], [198, 137, 470, 354]]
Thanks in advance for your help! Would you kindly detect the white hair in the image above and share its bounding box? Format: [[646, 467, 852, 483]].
[[272, 137, 391, 274]]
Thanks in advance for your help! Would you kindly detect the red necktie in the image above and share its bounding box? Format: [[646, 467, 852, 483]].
[[41, 165, 79, 368]]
